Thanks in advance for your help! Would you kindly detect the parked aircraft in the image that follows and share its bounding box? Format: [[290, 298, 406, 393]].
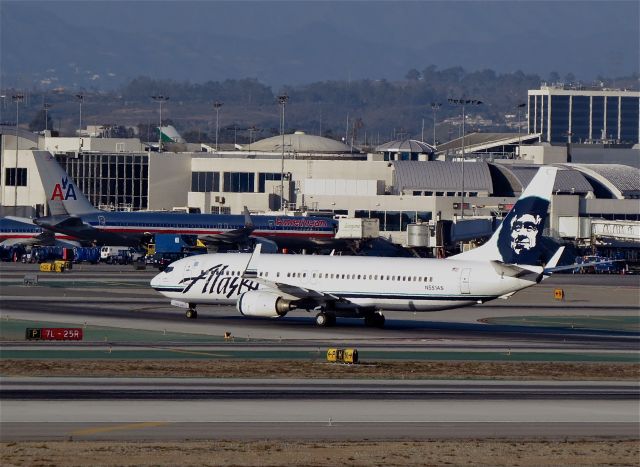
[[0, 216, 79, 248], [31, 151, 338, 250], [152, 167, 568, 326]]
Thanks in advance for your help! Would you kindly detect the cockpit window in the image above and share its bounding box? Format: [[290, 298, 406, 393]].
[[164, 266, 174, 273]]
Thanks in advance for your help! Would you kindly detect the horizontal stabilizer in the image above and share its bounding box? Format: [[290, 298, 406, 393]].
[[490, 261, 542, 280]]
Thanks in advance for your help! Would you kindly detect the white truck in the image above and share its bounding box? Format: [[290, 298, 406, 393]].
[[100, 246, 144, 264]]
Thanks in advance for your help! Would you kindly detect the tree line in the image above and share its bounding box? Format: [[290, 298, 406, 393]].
[[16, 66, 639, 146]]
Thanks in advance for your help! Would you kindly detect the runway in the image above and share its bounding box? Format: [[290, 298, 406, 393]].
[[1, 263, 638, 345], [1, 378, 638, 441], [4, 377, 638, 400], [1, 262, 638, 442]]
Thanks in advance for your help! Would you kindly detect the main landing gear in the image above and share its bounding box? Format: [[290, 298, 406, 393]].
[[315, 311, 337, 327], [314, 310, 386, 328], [364, 311, 386, 328], [185, 306, 198, 319]]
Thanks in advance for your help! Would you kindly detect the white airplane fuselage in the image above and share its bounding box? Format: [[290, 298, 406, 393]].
[[152, 166, 560, 324], [152, 252, 534, 312]]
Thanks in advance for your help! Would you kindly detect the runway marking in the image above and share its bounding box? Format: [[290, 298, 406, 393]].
[[155, 347, 229, 357], [69, 421, 169, 436]]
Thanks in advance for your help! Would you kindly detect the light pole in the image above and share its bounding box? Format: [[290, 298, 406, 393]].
[[151, 95, 169, 152], [448, 98, 482, 219], [0, 94, 6, 124], [430, 102, 441, 147], [75, 94, 84, 153], [43, 102, 51, 132], [278, 94, 289, 210], [248, 125, 259, 152], [516, 102, 526, 158], [12, 93, 24, 207], [76, 94, 84, 132], [213, 101, 223, 151]]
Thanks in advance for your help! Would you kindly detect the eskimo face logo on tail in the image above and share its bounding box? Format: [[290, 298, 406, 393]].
[[51, 177, 77, 201], [498, 197, 549, 265], [510, 213, 542, 254]]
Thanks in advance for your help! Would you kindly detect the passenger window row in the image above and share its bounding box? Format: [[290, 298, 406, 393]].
[[256, 270, 434, 282]]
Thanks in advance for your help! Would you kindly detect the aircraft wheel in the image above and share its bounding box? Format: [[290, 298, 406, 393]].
[[315, 312, 335, 327], [364, 312, 385, 328], [186, 309, 198, 319], [315, 312, 327, 326]]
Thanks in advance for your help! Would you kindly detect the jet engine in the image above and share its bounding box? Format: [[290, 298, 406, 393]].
[[237, 290, 296, 318]]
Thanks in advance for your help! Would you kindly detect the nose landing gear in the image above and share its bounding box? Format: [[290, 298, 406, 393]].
[[185, 306, 198, 319]]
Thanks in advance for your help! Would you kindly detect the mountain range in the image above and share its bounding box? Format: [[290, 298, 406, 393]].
[[1, 1, 638, 90]]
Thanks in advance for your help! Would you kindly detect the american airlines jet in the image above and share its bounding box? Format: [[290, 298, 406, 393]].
[[152, 167, 566, 326], [31, 151, 337, 250]]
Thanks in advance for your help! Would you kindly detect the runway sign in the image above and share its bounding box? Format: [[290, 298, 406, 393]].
[[25, 328, 83, 341]]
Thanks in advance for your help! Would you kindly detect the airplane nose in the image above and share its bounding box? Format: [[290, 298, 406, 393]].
[[150, 271, 163, 289]]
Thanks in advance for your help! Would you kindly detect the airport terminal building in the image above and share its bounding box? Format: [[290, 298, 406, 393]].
[[1, 84, 639, 255], [1, 127, 638, 253]]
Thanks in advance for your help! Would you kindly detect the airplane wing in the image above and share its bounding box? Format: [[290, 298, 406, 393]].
[[35, 215, 140, 247], [197, 227, 254, 246], [242, 244, 339, 302], [543, 258, 625, 274], [197, 206, 257, 248]]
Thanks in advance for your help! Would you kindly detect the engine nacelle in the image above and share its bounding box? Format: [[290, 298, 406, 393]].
[[237, 290, 296, 318]]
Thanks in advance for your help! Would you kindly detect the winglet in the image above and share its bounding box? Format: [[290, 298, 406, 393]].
[[243, 243, 262, 279], [243, 206, 254, 229]]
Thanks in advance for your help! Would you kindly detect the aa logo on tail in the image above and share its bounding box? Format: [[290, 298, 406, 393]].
[[51, 177, 77, 201]]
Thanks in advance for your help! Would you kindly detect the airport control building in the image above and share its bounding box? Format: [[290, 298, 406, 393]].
[[528, 85, 639, 145]]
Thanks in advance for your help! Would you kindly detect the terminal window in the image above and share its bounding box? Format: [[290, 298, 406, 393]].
[[4, 168, 27, 186], [258, 173, 282, 192], [620, 97, 640, 143], [224, 172, 255, 193], [191, 172, 220, 192]]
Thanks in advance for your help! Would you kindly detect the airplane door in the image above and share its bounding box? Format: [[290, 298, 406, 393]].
[[98, 215, 106, 226], [460, 268, 471, 294]]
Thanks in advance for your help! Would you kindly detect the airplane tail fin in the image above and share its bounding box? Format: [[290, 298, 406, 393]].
[[453, 166, 557, 267], [32, 151, 99, 216]]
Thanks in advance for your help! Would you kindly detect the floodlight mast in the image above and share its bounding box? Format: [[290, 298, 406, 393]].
[[278, 94, 289, 211], [151, 95, 169, 153], [431, 102, 442, 148], [448, 98, 482, 219], [12, 93, 24, 208], [517, 102, 526, 158], [75, 94, 84, 154], [213, 101, 223, 151]]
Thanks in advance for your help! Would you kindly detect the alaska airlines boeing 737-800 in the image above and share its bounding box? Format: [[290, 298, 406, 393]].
[[151, 167, 568, 325], [31, 151, 337, 250]]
